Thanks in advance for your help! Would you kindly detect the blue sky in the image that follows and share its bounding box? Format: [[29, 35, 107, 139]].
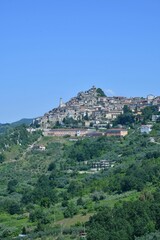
[[0, 0, 160, 123]]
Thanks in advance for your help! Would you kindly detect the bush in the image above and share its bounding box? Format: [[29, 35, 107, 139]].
[[8, 203, 21, 215], [64, 202, 78, 218], [29, 209, 50, 224], [91, 191, 105, 202]]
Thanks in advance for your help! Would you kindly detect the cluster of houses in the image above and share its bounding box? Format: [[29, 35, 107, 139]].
[[36, 86, 160, 129]]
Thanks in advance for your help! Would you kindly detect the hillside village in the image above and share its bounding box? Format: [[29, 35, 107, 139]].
[[35, 86, 160, 132]]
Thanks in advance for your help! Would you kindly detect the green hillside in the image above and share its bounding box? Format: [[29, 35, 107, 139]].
[[0, 108, 160, 239], [0, 118, 34, 135], [11, 118, 34, 127]]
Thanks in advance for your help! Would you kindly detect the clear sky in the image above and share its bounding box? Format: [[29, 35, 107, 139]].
[[0, 0, 160, 123]]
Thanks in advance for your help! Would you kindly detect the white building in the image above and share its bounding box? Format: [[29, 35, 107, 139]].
[[140, 125, 152, 134], [147, 94, 155, 104], [152, 115, 160, 122]]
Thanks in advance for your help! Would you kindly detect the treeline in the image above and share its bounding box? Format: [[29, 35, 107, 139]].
[[64, 136, 120, 163], [87, 189, 160, 240], [108, 157, 160, 193]]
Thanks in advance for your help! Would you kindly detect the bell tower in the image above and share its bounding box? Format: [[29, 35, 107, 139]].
[[59, 98, 65, 108]]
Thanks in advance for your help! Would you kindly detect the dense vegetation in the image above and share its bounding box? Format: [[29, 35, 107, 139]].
[[96, 88, 106, 97], [0, 119, 33, 134], [0, 107, 160, 239], [87, 190, 160, 240], [113, 105, 160, 126]]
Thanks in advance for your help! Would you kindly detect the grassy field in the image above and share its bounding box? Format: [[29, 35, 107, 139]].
[[55, 213, 93, 228]]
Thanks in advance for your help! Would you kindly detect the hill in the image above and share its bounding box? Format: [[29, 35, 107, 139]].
[[35, 86, 160, 129], [0, 111, 160, 239], [0, 118, 34, 134], [11, 118, 34, 127]]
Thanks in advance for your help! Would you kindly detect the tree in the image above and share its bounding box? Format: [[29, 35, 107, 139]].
[[91, 191, 105, 202], [0, 154, 5, 163], [29, 209, 50, 224], [48, 162, 56, 171], [22, 226, 27, 235], [123, 105, 132, 114], [8, 203, 21, 215], [67, 181, 83, 196], [64, 202, 78, 218], [113, 113, 135, 126], [77, 197, 84, 206], [141, 106, 159, 123], [96, 88, 106, 97], [7, 179, 18, 193]]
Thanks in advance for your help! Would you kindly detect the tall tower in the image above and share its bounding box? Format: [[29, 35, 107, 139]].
[[59, 98, 65, 108]]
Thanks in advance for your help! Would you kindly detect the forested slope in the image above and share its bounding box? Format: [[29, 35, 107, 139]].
[[0, 114, 160, 239]]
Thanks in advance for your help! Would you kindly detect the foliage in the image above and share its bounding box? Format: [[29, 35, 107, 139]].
[[87, 190, 160, 239], [48, 161, 56, 171], [113, 105, 135, 126], [1, 121, 160, 238], [0, 153, 5, 163], [32, 175, 58, 204], [65, 136, 120, 163], [8, 202, 21, 215], [0, 198, 21, 215], [77, 197, 85, 206], [123, 105, 132, 114], [0, 123, 11, 134], [64, 201, 78, 218], [141, 105, 159, 123], [7, 179, 18, 193], [91, 191, 106, 202], [96, 88, 106, 97], [29, 208, 50, 224], [135, 231, 160, 239], [62, 117, 82, 128], [0, 124, 41, 152]]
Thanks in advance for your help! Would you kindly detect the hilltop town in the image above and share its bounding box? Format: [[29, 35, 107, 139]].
[[35, 86, 160, 130], [1, 88, 160, 239]]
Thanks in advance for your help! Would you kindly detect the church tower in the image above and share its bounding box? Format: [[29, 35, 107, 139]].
[[59, 98, 66, 108]]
